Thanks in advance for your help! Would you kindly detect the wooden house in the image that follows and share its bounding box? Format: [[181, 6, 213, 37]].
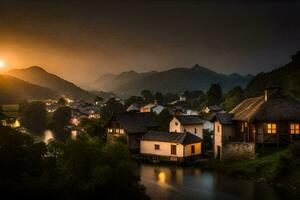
[[104, 112, 159, 151], [213, 88, 300, 159]]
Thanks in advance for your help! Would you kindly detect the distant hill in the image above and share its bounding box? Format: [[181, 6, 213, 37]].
[[246, 51, 300, 99], [0, 74, 58, 104], [8, 66, 95, 101], [92, 64, 253, 96]]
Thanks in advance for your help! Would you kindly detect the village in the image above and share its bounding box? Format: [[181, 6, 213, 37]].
[[2, 87, 300, 163]]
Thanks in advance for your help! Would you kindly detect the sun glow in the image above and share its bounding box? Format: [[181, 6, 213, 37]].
[[0, 60, 5, 68]]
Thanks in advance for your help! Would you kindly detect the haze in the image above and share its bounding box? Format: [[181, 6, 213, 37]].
[[0, 0, 300, 84]]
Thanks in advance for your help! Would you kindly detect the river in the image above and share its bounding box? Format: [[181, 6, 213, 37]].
[[139, 163, 295, 200]]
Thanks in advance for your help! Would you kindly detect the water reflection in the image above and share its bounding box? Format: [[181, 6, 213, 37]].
[[43, 129, 54, 144], [140, 164, 295, 200]]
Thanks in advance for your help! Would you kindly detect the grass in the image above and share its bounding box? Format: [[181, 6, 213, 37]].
[[195, 147, 300, 194]]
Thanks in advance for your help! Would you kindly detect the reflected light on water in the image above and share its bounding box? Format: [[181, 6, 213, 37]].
[[71, 130, 77, 140], [158, 172, 166, 184], [44, 130, 54, 144]]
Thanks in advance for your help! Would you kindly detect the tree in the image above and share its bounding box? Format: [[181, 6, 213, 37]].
[[223, 87, 244, 111], [94, 96, 103, 104], [206, 84, 223, 106], [80, 118, 106, 142], [21, 101, 47, 133], [141, 89, 154, 103], [52, 106, 72, 128], [125, 96, 144, 107], [101, 98, 124, 123], [155, 92, 164, 104], [58, 97, 67, 106], [157, 109, 172, 131]]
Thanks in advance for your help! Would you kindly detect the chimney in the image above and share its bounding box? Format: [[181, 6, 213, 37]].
[[264, 89, 268, 102]]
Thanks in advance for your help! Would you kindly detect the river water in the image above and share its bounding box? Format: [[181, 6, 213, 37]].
[[139, 163, 295, 200]]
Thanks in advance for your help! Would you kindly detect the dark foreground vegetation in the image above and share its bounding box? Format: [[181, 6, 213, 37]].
[[196, 143, 300, 194], [0, 125, 149, 199]]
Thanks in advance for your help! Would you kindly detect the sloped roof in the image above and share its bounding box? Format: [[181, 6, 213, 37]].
[[174, 115, 203, 125], [230, 95, 265, 121], [214, 113, 234, 124], [141, 130, 202, 144], [141, 103, 157, 109], [107, 112, 159, 134], [230, 93, 300, 122]]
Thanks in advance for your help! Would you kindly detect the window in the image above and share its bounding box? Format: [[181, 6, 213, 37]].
[[290, 123, 300, 134], [171, 145, 177, 155], [155, 144, 160, 150], [217, 125, 220, 132], [120, 129, 124, 134], [241, 123, 244, 132], [267, 123, 277, 134], [184, 129, 186, 132], [191, 145, 195, 154], [107, 128, 113, 133], [194, 128, 197, 133], [175, 122, 178, 126]]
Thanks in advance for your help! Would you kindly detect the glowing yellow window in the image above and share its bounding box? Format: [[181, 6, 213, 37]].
[[119, 129, 124, 134], [267, 123, 277, 134], [290, 124, 300, 134]]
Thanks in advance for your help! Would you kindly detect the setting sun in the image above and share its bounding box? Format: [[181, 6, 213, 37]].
[[0, 60, 5, 68]]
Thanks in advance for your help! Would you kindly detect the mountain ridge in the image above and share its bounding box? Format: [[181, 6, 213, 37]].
[[7, 66, 96, 101], [93, 64, 253, 96]]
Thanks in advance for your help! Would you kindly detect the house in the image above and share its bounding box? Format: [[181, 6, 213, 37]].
[[140, 130, 202, 162], [169, 115, 203, 138], [1, 104, 20, 128], [104, 112, 159, 151], [202, 105, 223, 114], [213, 88, 300, 160], [140, 103, 165, 114], [126, 103, 140, 112]]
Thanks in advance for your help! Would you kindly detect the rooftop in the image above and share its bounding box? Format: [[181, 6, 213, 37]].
[[141, 130, 202, 145]]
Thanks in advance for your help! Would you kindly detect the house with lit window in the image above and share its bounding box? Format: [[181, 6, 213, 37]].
[[169, 115, 203, 138], [1, 104, 20, 128], [140, 130, 202, 162], [140, 102, 165, 114], [212, 88, 300, 160], [104, 112, 159, 151]]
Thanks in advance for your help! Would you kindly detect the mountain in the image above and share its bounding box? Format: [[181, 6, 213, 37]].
[[0, 74, 58, 104], [93, 64, 253, 96], [7, 66, 95, 101], [246, 51, 300, 99]]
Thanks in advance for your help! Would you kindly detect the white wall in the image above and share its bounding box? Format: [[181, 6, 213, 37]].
[[214, 121, 222, 158], [140, 140, 184, 157], [169, 117, 203, 138], [184, 143, 202, 156], [140, 140, 202, 157]]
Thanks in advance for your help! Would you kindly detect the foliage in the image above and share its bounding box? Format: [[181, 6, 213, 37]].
[[125, 95, 144, 108], [57, 97, 67, 106], [80, 118, 106, 142], [101, 98, 124, 123], [0, 126, 149, 199], [21, 101, 47, 133], [141, 89, 154, 103], [223, 86, 244, 111], [94, 96, 103, 103], [157, 109, 172, 131], [246, 51, 300, 99], [206, 84, 223, 106], [52, 106, 72, 127]]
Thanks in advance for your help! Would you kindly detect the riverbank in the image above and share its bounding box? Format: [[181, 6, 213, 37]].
[[194, 147, 300, 195]]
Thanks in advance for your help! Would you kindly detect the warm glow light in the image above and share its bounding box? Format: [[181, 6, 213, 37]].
[[158, 172, 166, 184], [0, 60, 5, 68]]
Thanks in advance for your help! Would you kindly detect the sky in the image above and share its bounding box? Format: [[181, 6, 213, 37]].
[[0, 0, 300, 84]]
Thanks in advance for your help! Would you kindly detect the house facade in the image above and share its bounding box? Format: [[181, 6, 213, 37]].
[[140, 131, 202, 162], [213, 88, 300, 160], [104, 112, 159, 151], [169, 115, 203, 138]]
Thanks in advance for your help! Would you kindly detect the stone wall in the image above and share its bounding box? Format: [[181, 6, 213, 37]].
[[222, 142, 255, 160]]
